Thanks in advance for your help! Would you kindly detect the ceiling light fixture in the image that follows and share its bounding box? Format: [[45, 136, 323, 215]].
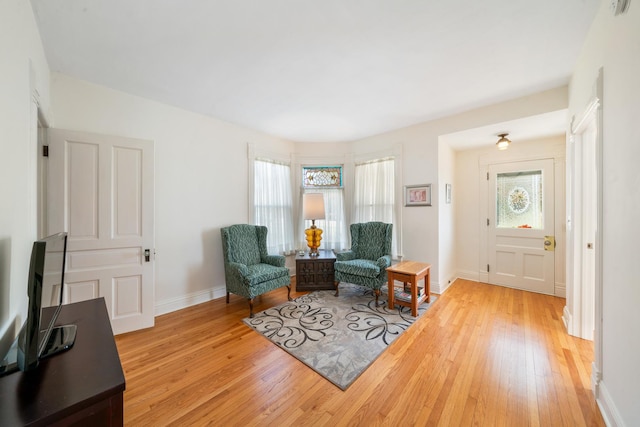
[[610, 0, 631, 15], [496, 133, 511, 150]]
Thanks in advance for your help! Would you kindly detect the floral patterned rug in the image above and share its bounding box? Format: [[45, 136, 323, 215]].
[[243, 283, 436, 390]]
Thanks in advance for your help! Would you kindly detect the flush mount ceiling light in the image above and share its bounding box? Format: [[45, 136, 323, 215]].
[[610, 0, 631, 15], [496, 133, 511, 150]]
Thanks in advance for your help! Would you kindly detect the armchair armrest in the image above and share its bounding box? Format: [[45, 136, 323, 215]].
[[226, 261, 249, 283], [376, 255, 392, 270], [336, 250, 356, 262], [263, 254, 285, 267]]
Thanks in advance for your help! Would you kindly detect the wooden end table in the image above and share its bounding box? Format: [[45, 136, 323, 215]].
[[295, 249, 336, 291], [386, 261, 431, 316]]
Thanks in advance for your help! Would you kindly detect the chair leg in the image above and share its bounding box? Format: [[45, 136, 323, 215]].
[[226, 292, 230, 304], [374, 289, 381, 307], [248, 298, 255, 318], [334, 281, 340, 297], [286, 285, 292, 301]]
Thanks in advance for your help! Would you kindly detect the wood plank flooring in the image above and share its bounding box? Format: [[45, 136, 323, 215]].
[[115, 279, 604, 426]]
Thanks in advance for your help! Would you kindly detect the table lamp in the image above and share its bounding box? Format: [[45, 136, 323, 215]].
[[303, 193, 325, 256]]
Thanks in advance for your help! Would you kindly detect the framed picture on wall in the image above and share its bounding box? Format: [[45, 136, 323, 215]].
[[404, 184, 431, 206]]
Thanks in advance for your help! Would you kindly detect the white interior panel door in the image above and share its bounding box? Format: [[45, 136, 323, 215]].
[[46, 129, 154, 334], [488, 159, 555, 294]]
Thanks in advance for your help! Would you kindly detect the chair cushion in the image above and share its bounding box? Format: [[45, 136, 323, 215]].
[[245, 263, 289, 287], [334, 259, 381, 279]]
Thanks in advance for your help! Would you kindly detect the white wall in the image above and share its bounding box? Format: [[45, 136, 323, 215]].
[[349, 87, 568, 292], [453, 136, 566, 296], [0, 0, 52, 357], [437, 141, 456, 291], [49, 73, 295, 314], [569, 2, 640, 425]]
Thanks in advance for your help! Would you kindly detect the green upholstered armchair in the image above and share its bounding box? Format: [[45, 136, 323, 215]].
[[334, 222, 393, 306], [221, 224, 291, 317]]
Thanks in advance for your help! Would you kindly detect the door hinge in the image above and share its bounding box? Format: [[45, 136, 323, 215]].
[[487, 264, 490, 272], [487, 218, 490, 226], [42, 145, 49, 157], [487, 172, 489, 180]]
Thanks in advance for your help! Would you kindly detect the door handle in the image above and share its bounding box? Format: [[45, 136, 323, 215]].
[[144, 249, 151, 262], [544, 236, 555, 252]]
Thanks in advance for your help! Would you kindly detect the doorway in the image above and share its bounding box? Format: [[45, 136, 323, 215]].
[[487, 159, 555, 294], [41, 128, 155, 335], [566, 92, 601, 343]]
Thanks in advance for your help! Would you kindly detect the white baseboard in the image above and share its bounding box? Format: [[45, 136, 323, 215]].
[[555, 282, 566, 298], [457, 269, 480, 282], [591, 362, 601, 395], [596, 379, 625, 427], [562, 305, 572, 332], [434, 276, 461, 295], [431, 280, 443, 295], [155, 286, 227, 316], [478, 271, 489, 283]]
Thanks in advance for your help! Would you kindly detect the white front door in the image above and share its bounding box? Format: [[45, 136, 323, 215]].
[[488, 159, 555, 294], [45, 129, 154, 334]]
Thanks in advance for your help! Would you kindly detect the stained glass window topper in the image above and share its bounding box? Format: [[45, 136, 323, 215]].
[[303, 166, 343, 188]]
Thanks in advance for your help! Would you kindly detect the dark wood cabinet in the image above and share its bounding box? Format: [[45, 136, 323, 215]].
[[0, 298, 125, 426], [295, 250, 336, 291]]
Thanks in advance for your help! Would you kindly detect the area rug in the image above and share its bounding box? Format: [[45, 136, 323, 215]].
[[242, 283, 436, 390]]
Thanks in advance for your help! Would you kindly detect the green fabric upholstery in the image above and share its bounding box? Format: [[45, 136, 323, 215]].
[[334, 222, 392, 304], [352, 221, 391, 260], [335, 259, 380, 278], [221, 224, 291, 317]]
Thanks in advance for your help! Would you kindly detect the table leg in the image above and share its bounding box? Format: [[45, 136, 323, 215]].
[[411, 275, 418, 317], [387, 273, 395, 309], [425, 269, 431, 303]]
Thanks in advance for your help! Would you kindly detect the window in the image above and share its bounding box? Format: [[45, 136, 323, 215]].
[[303, 166, 342, 188], [496, 170, 543, 229], [353, 157, 397, 256], [254, 159, 294, 253], [301, 166, 347, 251]]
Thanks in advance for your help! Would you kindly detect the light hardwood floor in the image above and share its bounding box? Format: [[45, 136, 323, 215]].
[[115, 279, 604, 426]]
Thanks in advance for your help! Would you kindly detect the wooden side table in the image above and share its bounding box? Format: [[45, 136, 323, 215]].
[[386, 261, 431, 316], [295, 249, 336, 291]]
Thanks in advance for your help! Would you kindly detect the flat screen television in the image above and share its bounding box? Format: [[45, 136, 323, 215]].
[[0, 232, 77, 376]]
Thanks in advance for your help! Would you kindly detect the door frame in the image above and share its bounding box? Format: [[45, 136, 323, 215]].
[[478, 143, 566, 296], [566, 99, 599, 340], [566, 69, 604, 394]]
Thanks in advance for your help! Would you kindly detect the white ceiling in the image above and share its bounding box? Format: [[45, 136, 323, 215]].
[[440, 109, 568, 151], [30, 0, 599, 144]]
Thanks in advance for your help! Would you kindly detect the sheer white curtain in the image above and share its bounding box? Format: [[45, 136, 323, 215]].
[[300, 188, 348, 251], [353, 158, 397, 256], [254, 159, 294, 254]]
